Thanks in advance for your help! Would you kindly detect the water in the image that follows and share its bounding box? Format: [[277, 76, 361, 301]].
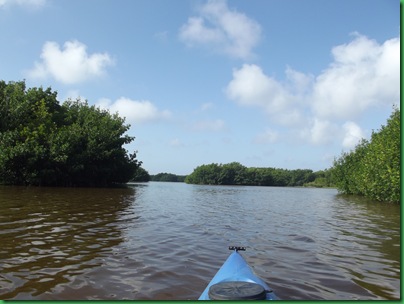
[[0, 182, 400, 300]]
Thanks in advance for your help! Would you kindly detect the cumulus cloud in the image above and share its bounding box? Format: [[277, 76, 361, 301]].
[[97, 97, 171, 125], [284, 66, 314, 95], [179, 0, 261, 59], [296, 118, 365, 149], [307, 119, 339, 145], [0, 0, 46, 9], [27, 40, 114, 84], [225, 64, 303, 125], [226, 34, 399, 148], [342, 121, 365, 149], [226, 64, 289, 109], [312, 34, 400, 119]]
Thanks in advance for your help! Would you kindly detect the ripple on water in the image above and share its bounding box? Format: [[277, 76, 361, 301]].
[[0, 184, 400, 300]]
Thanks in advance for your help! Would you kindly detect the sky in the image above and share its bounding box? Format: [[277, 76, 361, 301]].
[[0, 0, 400, 175]]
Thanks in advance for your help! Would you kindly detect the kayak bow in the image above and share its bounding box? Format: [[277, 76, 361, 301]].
[[198, 246, 278, 300]]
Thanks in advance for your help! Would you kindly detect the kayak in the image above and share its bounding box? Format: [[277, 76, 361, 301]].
[[198, 246, 278, 300]]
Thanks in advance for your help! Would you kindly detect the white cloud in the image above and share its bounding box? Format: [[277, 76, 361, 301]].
[[225, 64, 302, 126], [0, 0, 46, 8], [97, 97, 171, 125], [312, 34, 400, 119], [342, 121, 365, 149], [191, 119, 225, 132], [226, 34, 399, 148], [179, 0, 261, 59], [308, 119, 339, 145], [27, 40, 114, 84], [285, 66, 314, 95], [226, 64, 292, 110], [296, 119, 364, 149]]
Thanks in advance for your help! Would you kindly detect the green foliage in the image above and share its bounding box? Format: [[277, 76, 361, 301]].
[[185, 162, 316, 187], [131, 166, 151, 182], [176, 175, 187, 183], [332, 108, 400, 203], [0, 80, 140, 187], [304, 169, 335, 188], [219, 162, 248, 185], [151, 172, 187, 182], [184, 163, 222, 185]]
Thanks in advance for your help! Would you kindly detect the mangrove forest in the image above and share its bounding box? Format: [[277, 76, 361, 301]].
[[0, 80, 400, 203], [0, 80, 141, 187], [184, 162, 330, 187], [332, 107, 400, 203]]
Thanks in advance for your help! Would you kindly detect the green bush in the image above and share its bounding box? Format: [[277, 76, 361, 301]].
[[0, 80, 140, 187], [332, 108, 400, 203]]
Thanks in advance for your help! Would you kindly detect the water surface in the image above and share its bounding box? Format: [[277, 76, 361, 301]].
[[0, 183, 400, 300]]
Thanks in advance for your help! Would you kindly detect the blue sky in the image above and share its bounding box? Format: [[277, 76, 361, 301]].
[[0, 0, 400, 175]]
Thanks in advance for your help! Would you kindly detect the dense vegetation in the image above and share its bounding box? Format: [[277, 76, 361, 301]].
[[332, 108, 400, 203], [151, 173, 187, 182], [185, 109, 400, 204], [303, 168, 334, 188], [184, 162, 323, 187], [131, 167, 151, 182], [1, 80, 399, 201], [0, 80, 141, 187]]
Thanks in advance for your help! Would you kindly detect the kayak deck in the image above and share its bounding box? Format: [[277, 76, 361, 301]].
[[198, 247, 277, 300]]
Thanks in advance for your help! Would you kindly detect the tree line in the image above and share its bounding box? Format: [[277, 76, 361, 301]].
[[184, 162, 330, 187], [332, 107, 400, 203], [130, 171, 187, 182], [151, 173, 187, 182], [184, 108, 400, 204], [1, 80, 399, 202], [0, 80, 141, 187]]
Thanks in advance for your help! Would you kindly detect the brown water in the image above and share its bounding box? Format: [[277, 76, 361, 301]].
[[0, 182, 400, 300]]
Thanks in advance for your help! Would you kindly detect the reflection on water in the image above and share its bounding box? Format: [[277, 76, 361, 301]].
[[319, 194, 401, 300], [0, 183, 400, 300]]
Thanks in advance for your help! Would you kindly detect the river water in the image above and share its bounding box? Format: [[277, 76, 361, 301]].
[[0, 182, 400, 300]]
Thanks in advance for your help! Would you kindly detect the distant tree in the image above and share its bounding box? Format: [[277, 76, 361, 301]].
[[304, 169, 335, 188], [248, 168, 273, 186], [185, 163, 317, 187], [131, 166, 150, 182], [152, 173, 178, 182], [219, 162, 247, 185], [289, 169, 315, 186], [270, 168, 289, 186], [151, 173, 187, 182], [185, 164, 222, 184], [176, 175, 187, 182]]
